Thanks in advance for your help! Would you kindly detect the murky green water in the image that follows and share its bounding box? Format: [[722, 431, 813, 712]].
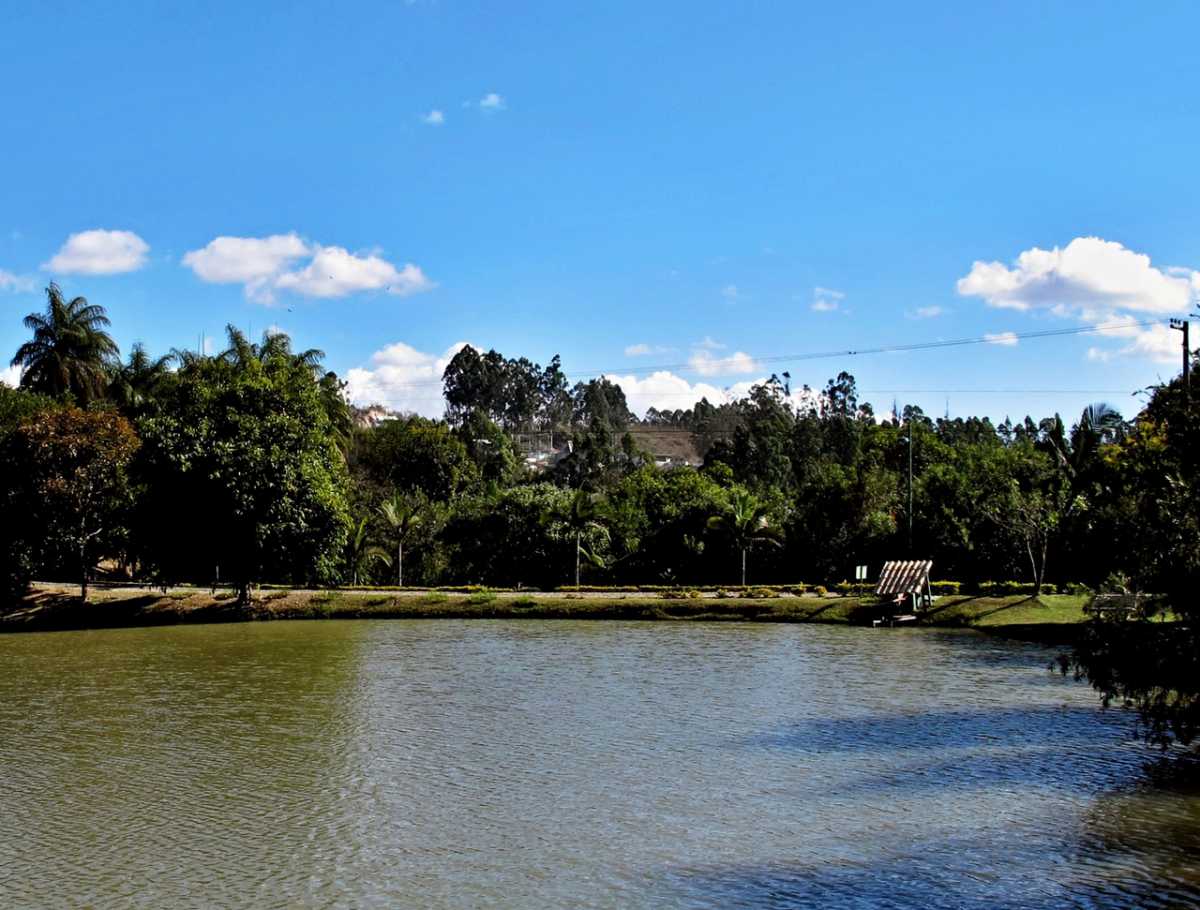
[[0, 620, 1197, 909]]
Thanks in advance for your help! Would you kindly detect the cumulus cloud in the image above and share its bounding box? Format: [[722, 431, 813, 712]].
[[422, 109, 445, 125], [688, 348, 760, 376], [43, 229, 149, 275], [275, 246, 434, 299], [0, 365, 22, 388], [182, 234, 310, 301], [0, 269, 35, 292], [1089, 321, 1179, 364], [183, 234, 433, 303], [957, 237, 1196, 313], [983, 331, 1018, 347], [345, 341, 470, 418], [812, 286, 844, 312], [479, 92, 505, 111], [695, 336, 725, 350], [602, 371, 821, 417], [958, 236, 1199, 363]]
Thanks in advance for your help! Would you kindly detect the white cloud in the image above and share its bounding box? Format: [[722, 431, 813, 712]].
[[812, 286, 844, 312], [43, 229, 149, 275], [183, 234, 433, 303], [345, 341, 469, 418], [422, 109, 445, 125], [910, 305, 945, 319], [182, 234, 310, 301], [688, 348, 760, 376], [958, 237, 1198, 364], [603, 370, 821, 417], [984, 331, 1019, 347], [720, 284, 740, 300], [602, 371, 735, 417], [0, 364, 22, 388], [624, 343, 673, 357], [275, 245, 434, 299], [479, 92, 505, 111], [957, 236, 1197, 314], [0, 269, 35, 292], [696, 336, 725, 350]]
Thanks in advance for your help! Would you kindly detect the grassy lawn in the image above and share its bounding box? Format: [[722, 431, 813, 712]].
[[2, 586, 1096, 638]]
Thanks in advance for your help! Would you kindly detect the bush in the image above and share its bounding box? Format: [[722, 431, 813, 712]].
[[746, 586, 779, 598], [466, 590, 496, 605], [813, 585, 828, 596], [929, 580, 961, 596], [513, 595, 537, 608], [661, 589, 702, 600]]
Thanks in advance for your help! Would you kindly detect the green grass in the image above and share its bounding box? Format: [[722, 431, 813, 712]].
[[3, 587, 1097, 638]]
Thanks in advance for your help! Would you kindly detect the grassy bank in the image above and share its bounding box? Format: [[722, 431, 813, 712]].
[[1, 585, 1092, 642]]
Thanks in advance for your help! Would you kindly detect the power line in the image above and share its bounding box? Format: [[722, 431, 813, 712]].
[[352, 317, 1167, 393]]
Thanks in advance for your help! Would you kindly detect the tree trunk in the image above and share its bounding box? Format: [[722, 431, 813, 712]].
[[575, 532, 581, 586], [741, 547, 747, 587], [78, 518, 89, 602], [398, 541, 404, 588]]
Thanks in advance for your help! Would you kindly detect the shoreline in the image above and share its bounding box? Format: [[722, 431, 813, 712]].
[[0, 585, 1090, 645]]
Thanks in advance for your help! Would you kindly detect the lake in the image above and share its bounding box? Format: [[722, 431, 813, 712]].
[[0, 620, 1197, 909]]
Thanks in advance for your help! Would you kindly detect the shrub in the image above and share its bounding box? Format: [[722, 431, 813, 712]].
[[513, 595, 537, 608], [813, 585, 828, 596], [661, 589, 702, 600], [467, 590, 496, 605], [423, 592, 449, 604], [747, 586, 779, 598], [929, 580, 961, 596]]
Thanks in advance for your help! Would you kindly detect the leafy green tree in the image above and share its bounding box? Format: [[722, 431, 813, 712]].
[[1070, 374, 1200, 749], [11, 283, 119, 403], [351, 416, 478, 504], [456, 409, 519, 484], [108, 342, 172, 416], [9, 408, 139, 600], [441, 484, 579, 588], [135, 327, 350, 600], [706, 489, 781, 586], [0, 386, 58, 600]]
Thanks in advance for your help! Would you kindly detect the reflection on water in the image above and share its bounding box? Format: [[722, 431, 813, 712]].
[[0, 621, 1196, 909]]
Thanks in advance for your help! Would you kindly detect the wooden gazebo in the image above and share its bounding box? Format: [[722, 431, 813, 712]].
[[875, 560, 934, 615]]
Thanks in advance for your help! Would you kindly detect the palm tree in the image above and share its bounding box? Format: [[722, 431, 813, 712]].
[[560, 490, 609, 586], [10, 283, 119, 403], [377, 492, 427, 587], [707, 490, 781, 586], [345, 515, 390, 586], [219, 325, 325, 372], [108, 342, 172, 413]]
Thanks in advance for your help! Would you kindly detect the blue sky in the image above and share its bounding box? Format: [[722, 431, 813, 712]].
[[2, 0, 1198, 422]]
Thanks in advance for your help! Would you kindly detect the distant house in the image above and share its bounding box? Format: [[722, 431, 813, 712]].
[[627, 428, 703, 469]]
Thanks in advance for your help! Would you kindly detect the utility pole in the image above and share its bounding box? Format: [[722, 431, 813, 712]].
[[1170, 318, 1190, 400], [907, 416, 914, 555]]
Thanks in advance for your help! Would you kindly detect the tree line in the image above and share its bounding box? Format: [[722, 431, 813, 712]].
[[0, 283, 1194, 607]]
